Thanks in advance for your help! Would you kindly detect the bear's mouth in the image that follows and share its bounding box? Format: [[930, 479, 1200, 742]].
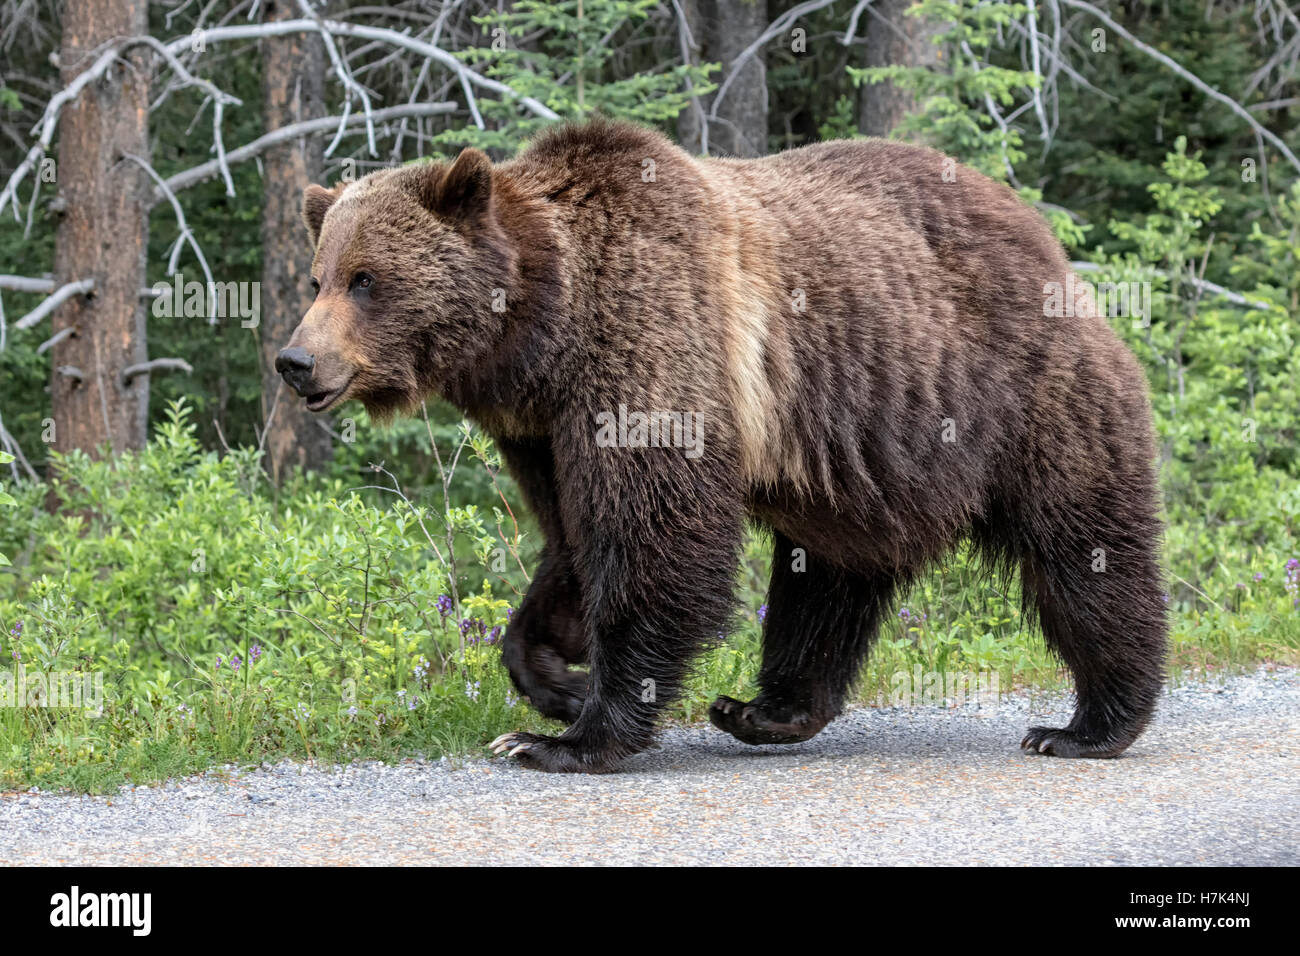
[[305, 376, 354, 412]]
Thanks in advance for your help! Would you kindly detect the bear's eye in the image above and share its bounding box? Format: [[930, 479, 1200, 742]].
[[351, 273, 373, 293]]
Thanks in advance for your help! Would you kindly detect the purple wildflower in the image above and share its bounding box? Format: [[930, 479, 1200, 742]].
[[413, 656, 431, 683], [758, 604, 768, 622]]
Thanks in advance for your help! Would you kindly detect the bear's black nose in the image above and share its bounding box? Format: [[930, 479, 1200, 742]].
[[275, 347, 316, 395]]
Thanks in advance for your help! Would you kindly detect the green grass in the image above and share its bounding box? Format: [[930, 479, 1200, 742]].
[[1, 398, 1297, 794], [4, 543, 1295, 794]]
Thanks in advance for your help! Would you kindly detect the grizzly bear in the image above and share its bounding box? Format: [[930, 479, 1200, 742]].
[[277, 119, 1167, 773]]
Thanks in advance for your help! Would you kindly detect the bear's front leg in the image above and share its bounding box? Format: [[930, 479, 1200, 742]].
[[500, 545, 588, 723], [492, 425, 743, 772], [492, 436, 589, 722]]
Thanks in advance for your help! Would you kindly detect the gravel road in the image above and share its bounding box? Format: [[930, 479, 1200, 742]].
[[4, 668, 1296, 865]]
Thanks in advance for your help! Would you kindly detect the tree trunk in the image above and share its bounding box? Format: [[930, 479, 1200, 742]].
[[858, 0, 942, 138], [49, 0, 151, 458], [678, 0, 769, 157], [258, 0, 332, 482]]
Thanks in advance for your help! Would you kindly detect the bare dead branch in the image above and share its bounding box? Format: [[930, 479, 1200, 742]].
[[35, 324, 74, 354], [1071, 261, 1272, 311], [293, 0, 377, 156], [121, 357, 194, 385], [670, 0, 709, 155], [157, 101, 457, 200], [13, 277, 93, 330], [2, 15, 555, 218], [1060, 0, 1300, 176], [122, 153, 218, 324], [709, 0, 838, 123], [171, 18, 559, 121], [1024, 0, 1051, 149], [0, 275, 55, 293]]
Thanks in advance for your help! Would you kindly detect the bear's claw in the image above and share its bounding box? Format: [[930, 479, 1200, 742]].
[[708, 695, 826, 745], [1021, 726, 1125, 758], [487, 731, 620, 773]]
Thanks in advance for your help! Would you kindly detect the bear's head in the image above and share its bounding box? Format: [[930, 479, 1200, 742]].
[[276, 148, 519, 420]]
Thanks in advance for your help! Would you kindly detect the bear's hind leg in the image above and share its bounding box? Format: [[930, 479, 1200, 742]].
[[710, 534, 896, 745], [1017, 496, 1167, 758]]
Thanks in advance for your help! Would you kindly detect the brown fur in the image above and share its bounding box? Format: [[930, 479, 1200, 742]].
[[281, 119, 1168, 772]]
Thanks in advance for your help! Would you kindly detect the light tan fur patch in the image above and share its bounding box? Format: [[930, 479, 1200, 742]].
[[718, 264, 776, 483], [703, 167, 807, 492]]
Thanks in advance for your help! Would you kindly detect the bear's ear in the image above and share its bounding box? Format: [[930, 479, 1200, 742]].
[[420, 148, 493, 227], [302, 183, 341, 246]]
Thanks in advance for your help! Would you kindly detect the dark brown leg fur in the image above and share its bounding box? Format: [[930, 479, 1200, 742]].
[[1014, 478, 1167, 758], [492, 422, 744, 772], [710, 531, 897, 745], [500, 547, 588, 722], [495, 436, 590, 723]]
